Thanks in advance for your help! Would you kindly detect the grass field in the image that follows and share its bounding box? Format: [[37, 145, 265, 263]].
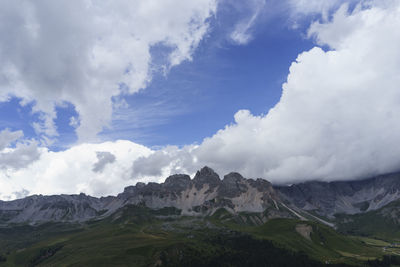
[[0, 206, 398, 266], [335, 201, 400, 242]]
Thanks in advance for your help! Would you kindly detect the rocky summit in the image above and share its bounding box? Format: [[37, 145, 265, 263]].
[[276, 172, 400, 217], [3, 168, 400, 266], [0, 167, 289, 224], [2, 167, 400, 225]]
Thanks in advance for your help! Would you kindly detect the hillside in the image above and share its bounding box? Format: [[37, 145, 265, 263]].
[[0, 205, 393, 266], [1, 167, 400, 265]]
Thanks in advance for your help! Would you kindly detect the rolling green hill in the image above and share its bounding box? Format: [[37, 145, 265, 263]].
[[0, 205, 398, 266], [335, 200, 400, 241]]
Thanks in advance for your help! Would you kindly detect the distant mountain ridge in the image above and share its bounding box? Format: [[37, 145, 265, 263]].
[[1, 167, 400, 225], [0, 167, 289, 224], [276, 172, 400, 217]]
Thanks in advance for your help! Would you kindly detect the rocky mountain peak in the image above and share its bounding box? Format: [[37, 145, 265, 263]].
[[219, 172, 248, 198], [164, 174, 191, 192], [135, 182, 146, 189], [164, 174, 191, 186], [193, 166, 220, 190], [195, 166, 218, 177], [122, 185, 136, 194], [249, 179, 273, 192], [276, 172, 400, 217], [6, 167, 400, 225], [122, 182, 147, 194], [223, 172, 245, 183]]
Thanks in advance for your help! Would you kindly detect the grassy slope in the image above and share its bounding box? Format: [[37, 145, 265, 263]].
[[249, 219, 382, 265], [207, 209, 383, 265], [0, 206, 392, 266], [0, 220, 322, 267], [335, 202, 400, 242]]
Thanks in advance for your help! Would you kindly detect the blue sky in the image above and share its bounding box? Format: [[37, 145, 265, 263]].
[[108, 16, 314, 148], [0, 2, 316, 150]]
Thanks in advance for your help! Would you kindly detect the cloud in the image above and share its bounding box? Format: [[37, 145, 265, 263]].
[[0, 0, 217, 142], [0, 129, 23, 150], [128, 1, 400, 184], [12, 189, 29, 200], [288, 0, 355, 19], [0, 129, 41, 171], [92, 151, 116, 173], [229, 0, 266, 45], [0, 141, 194, 200], [132, 145, 198, 178], [0, 140, 153, 200], [2, 1, 400, 200], [0, 142, 41, 170]]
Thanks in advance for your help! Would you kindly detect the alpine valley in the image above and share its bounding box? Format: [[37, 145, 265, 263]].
[[1, 167, 400, 266]]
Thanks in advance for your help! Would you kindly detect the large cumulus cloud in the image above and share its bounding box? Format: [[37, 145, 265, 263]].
[[131, 1, 400, 184], [0, 129, 40, 171], [2, 1, 400, 200], [0, 0, 217, 142], [0, 140, 152, 200]]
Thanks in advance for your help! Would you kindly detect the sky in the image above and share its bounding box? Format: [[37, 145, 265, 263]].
[[0, 0, 400, 200]]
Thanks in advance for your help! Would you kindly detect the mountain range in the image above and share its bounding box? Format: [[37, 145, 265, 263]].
[[2, 166, 400, 225], [0, 167, 286, 224], [1, 167, 400, 266]]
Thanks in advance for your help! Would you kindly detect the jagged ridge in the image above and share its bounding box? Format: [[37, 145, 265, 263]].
[[0, 167, 286, 224], [276, 172, 400, 217], [3, 167, 400, 225]]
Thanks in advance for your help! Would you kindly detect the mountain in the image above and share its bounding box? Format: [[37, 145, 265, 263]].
[[119, 167, 280, 215], [3, 167, 400, 226], [3, 167, 400, 225], [334, 198, 400, 241], [0, 167, 295, 224], [276, 172, 400, 218], [2, 167, 400, 266]]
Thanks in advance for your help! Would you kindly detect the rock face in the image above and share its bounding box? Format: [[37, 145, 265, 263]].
[[193, 167, 220, 190], [117, 167, 280, 216], [0, 194, 106, 224], [2, 167, 400, 224], [276, 172, 400, 217], [0, 167, 284, 224]]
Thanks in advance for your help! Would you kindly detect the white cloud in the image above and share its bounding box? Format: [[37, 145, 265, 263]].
[[132, 145, 198, 178], [92, 151, 116, 173], [128, 1, 400, 184], [0, 140, 153, 200], [2, 1, 400, 200], [0, 142, 41, 170], [0, 129, 23, 150], [229, 0, 265, 45], [289, 0, 355, 19], [0, 129, 41, 172], [0, 0, 217, 142]]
